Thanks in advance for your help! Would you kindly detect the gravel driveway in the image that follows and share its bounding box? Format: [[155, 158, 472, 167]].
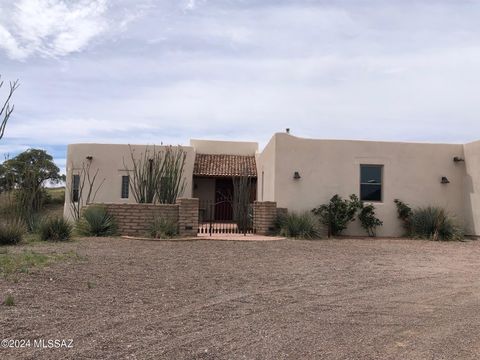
[[1, 237, 480, 359]]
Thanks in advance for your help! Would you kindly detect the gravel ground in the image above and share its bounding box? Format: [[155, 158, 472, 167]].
[[1, 237, 480, 360]]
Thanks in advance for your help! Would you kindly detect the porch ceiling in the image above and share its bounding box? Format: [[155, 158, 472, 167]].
[[193, 154, 257, 177]]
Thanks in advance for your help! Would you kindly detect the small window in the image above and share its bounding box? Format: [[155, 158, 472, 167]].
[[121, 176, 129, 199], [72, 174, 80, 202], [360, 165, 383, 202]]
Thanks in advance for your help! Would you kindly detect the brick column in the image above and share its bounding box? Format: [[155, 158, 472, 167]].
[[177, 198, 199, 237], [253, 201, 278, 235]]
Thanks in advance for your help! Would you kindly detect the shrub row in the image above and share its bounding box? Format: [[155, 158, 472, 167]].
[[277, 195, 464, 241]]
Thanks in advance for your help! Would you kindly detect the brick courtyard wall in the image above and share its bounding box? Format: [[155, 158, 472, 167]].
[[253, 201, 278, 235], [93, 203, 179, 236], [177, 198, 199, 237]]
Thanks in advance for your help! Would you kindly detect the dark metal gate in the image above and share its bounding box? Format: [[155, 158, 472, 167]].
[[198, 200, 254, 235]]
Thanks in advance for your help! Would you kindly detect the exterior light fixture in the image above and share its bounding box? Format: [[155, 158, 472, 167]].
[[293, 171, 301, 180], [86, 156, 93, 161], [453, 157, 465, 163], [441, 176, 450, 184]]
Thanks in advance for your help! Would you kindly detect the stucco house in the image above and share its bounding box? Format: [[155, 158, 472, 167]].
[[64, 132, 480, 237]]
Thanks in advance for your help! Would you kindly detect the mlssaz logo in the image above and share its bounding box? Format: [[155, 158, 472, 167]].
[[34, 339, 74, 349]]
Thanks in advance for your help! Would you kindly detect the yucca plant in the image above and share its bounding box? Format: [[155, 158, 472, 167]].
[[38, 217, 73, 242], [410, 207, 463, 241], [0, 219, 25, 245], [76, 206, 117, 237], [148, 217, 178, 239], [276, 212, 321, 239]]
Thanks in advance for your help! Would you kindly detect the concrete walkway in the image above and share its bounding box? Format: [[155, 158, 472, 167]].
[[196, 233, 285, 241], [122, 234, 286, 241]]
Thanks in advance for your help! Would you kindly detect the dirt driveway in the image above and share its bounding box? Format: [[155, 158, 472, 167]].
[[1, 237, 480, 359]]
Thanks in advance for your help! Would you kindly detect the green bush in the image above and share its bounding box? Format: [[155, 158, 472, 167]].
[[312, 194, 361, 237], [358, 204, 383, 237], [76, 206, 117, 237], [394, 199, 413, 232], [394, 200, 463, 241], [3, 294, 15, 306], [38, 217, 73, 242], [148, 217, 178, 239], [0, 220, 25, 245], [410, 207, 463, 241], [276, 212, 321, 239]]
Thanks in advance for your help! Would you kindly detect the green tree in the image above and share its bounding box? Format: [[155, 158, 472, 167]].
[[0, 75, 19, 141], [0, 149, 62, 223]]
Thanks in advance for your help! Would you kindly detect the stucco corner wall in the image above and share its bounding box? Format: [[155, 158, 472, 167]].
[[464, 140, 480, 236], [256, 133, 277, 202]]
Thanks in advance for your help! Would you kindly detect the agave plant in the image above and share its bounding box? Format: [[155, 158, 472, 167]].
[[76, 206, 117, 237]]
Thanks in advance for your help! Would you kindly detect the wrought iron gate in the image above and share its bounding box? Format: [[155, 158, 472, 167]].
[[198, 200, 254, 235]]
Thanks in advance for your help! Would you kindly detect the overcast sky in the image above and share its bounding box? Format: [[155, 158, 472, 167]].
[[1, 0, 480, 171]]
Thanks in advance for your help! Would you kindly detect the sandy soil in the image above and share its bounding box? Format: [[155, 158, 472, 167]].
[[1, 237, 480, 360]]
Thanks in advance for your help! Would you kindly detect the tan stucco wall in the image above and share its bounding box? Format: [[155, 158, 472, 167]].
[[464, 140, 480, 235], [190, 139, 258, 155], [256, 135, 276, 202], [258, 133, 469, 237], [63, 143, 195, 220]]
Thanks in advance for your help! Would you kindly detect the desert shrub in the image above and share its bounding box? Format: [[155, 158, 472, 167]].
[[312, 194, 361, 237], [3, 294, 15, 306], [358, 204, 383, 237], [148, 217, 178, 239], [38, 217, 73, 242], [76, 206, 117, 237], [0, 220, 25, 245], [276, 212, 321, 239], [394, 199, 413, 232], [410, 207, 463, 241]]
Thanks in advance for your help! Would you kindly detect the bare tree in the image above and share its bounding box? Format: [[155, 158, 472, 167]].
[[68, 160, 105, 221], [0, 76, 20, 141]]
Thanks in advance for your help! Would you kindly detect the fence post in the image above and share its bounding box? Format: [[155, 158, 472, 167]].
[[177, 198, 199, 237], [253, 201, 278, 235]]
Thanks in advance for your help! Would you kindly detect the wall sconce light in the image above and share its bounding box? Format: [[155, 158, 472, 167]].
[[441, 176, 450, 184], [453, 157, 465, 163], [293, 171, 301, 180], [86, 156, 93, 161]]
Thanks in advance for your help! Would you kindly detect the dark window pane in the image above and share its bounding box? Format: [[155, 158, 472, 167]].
[[361, 165, 382, 184], [72, 175, 80, 202], [121, 176, 129, 199], [361, 184, 382, 202]]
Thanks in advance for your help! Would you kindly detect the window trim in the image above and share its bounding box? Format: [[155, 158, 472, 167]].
[[360, 164, 384, 203]]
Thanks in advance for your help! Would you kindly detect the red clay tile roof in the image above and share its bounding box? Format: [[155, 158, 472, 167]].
[[194, 154, 257, 177]]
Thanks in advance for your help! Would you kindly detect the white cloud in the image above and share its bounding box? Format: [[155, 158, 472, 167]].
[[0, 0, 109, 60]]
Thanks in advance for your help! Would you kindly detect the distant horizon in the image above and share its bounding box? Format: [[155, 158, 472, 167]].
[[2, 0, 480, 173]]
